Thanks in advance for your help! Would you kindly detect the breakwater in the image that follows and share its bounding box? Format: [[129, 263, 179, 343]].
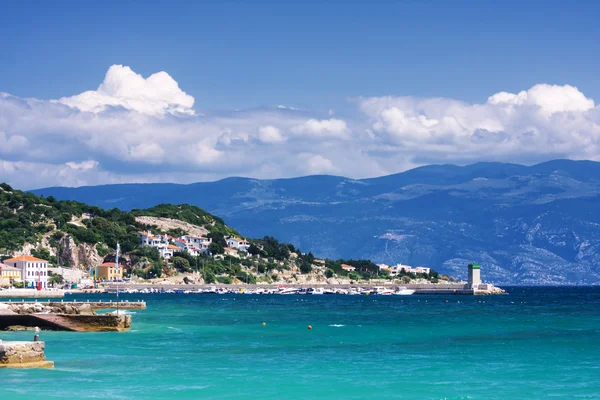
[[106, 283, 505, 295]]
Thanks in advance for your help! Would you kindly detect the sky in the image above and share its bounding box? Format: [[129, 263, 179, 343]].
[[1, 0, 599, 189]]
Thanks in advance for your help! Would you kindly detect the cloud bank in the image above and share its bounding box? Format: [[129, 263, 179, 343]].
[[1, 65, 599, 189]]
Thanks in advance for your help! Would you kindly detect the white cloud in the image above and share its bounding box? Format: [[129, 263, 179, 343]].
[[65, 160, 99, 170], [292, 119, 348, 137], [0, 132, 29, 154], [298, 153, 338, 175], [0, 67, 599, 190], [361, 84, 600, 163], [128, 143, 165, 163], [258, 125, 285, 143], [58, 65, 195, 116], [487, 84, 595, 115]]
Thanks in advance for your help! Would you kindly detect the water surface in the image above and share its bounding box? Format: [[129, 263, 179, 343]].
[[1, 287, 599, 399]]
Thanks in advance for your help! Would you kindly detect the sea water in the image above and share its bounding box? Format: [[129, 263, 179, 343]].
[[1, 286, 599, 399]]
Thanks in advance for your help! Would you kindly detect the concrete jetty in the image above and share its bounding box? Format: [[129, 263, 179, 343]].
[[0, 340, 54, 369], [0, 289, 65, 299], [0, 301, 143, 331]]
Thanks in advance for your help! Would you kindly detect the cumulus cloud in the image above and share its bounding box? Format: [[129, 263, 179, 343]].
[[258, 125, 285, 143], [0, 65, 599, 189], [361, 83, 600, 163], [292, 118, 348, 137], [58, 65, 195, 116]]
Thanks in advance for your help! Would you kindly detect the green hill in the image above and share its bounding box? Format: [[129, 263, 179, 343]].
[[0, 182, 442, 284], [0, 182, 239, 254]]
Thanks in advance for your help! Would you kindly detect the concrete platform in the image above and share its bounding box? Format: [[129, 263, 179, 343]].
[[0, 314, 132, 332], [0, 340, 54, 369]]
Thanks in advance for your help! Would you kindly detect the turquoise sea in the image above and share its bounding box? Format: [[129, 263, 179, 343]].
[[1, 287, 599, 399]]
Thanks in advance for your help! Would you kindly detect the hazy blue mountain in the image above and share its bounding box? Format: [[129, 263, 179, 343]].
[[31, 159, 600, 285]]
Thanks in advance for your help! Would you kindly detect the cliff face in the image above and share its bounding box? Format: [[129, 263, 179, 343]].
[[57, 236, 103, 269], [17, 235, 104, 270]]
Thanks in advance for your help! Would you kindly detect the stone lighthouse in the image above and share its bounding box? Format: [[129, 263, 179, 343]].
[[468, 263, 481, 289]]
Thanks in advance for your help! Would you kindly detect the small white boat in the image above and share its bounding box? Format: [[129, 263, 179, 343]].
[[393, 287, 415, 295]]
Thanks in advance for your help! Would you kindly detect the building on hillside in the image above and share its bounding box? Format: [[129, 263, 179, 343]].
[[226, 237, 250, 252], [3, 255, 49, 289], [160, 244, 180, 259], [395, 264, 412, 273], [0, 263, 22, 285], [182, 235, 212, 251], [341, 264, 356, 272], [95, 262, 124, 281], [138, 231, 211, 259], [223, 247, 239, 257], [377, 264, 394, 275], [412, 266, 431, 275]]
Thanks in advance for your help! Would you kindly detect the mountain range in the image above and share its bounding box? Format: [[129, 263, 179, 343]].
[[30, 159, 600, 285]]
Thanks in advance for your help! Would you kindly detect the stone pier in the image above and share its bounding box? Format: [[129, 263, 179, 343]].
[[0, 301, 138, 331], [0, 340, 54, 369]]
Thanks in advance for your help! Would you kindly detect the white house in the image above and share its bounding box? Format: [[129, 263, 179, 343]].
[[413, 266, 431, 275], [4, 255, 49, 289], [182, 235, 212, 251], [226, 237, 250, 252], [224, 247, 239, 257]]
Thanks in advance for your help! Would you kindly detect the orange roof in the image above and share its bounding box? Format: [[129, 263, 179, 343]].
[[3, 255, 47, 263], [167, 244, 179, 249], [341, 264, 355, 270], [224, 247, 236, 251]]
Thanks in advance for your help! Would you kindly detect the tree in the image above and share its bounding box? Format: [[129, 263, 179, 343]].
[[203, 271, 216, 284], [299, 261, 312, 274], [207, 231, 227, 247], [325, 268, 334, 278], [172, 256, 191, 273], [248, 243, 263, 256], [209, 242, 224, 255], [147, 261, 163, 279], [49, 273, 64, 286]]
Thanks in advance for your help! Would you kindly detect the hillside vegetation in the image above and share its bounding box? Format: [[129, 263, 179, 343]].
[[0, 182, 239, 254], [0, 182, 442, 284]]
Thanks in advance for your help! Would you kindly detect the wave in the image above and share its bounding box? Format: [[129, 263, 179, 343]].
[[329, 324, 345, 327]]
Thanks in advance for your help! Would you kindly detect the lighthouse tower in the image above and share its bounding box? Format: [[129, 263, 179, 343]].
[[468, 263, 481, 289]]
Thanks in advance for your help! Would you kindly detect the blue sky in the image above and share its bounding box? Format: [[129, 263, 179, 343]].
[[2, 1, 598, 111], [0, 1, 599, 189]]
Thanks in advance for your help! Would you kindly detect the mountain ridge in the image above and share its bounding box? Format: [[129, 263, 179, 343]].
[[29, 160, 600, 285]]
